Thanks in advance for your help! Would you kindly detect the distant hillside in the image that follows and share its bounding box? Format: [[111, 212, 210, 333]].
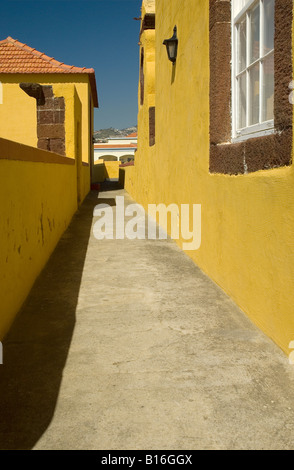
[[94, 126, 137, 141]]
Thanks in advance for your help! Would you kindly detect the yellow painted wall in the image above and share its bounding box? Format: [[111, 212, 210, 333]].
[[104, 161, 120, 180], [0, 77, 37, 147], [127, 3, 157, 205], [125, 0, 294, 356], [92, 160, 120, 182], [0, 138, 78, 340], [0, 73, 95, 339], [0, 74, 94, 206], [0, 74, 94, 167], [93, 161, 107, 183]]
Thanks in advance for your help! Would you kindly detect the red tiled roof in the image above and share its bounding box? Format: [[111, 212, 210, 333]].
[[125, 132, 137, 138], [120, 161, 135, 167], [0, 36, 98, 107]]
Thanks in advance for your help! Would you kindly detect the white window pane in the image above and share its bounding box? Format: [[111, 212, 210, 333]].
[[263, 54, 274, 120], [238, 73, 247, 129], [249, 63, 260, 125], [238, 19, 246, 72], [264, 0, 275, 54], [233, 0, 248, 17], [233, 0, 275, 136], [250, 3, 260, 64]]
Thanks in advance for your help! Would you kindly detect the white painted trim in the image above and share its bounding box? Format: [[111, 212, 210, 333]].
[[232, 120, 275, 142], [94, 147, 136, 151], [231, 9, 237, 138], [246, 9, 250, 128], [234, 0, 258, 23], [231, 0, 275, 141]]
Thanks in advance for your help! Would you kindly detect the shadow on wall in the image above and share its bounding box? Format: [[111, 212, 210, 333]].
[[92, 157, 135, 186], [92, 160, 121, 183], [119, 167, 126, 188], [0, 192, 98, 450], [119, 163, 134, 189]]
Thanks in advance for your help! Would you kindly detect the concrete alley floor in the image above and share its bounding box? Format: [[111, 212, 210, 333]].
[[1, 186, 294, 450]]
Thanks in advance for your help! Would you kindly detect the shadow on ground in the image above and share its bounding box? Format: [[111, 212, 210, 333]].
[[0, 191, 99, 450]]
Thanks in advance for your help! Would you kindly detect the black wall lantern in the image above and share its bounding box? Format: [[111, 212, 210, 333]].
[[163, 26, 178, 63]]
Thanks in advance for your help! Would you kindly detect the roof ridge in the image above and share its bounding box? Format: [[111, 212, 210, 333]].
[[0, 36, 98, 107], [0, 36, 95, 74]]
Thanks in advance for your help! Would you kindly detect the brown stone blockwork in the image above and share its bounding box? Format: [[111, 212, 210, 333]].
[[20, 83, 66, 156], [149, 106, 155, 146], [37, 86, 65, 156], [209, 0, 293, 175]]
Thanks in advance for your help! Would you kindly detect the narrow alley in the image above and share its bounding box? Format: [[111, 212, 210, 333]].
[[0, 186, 294, 450]]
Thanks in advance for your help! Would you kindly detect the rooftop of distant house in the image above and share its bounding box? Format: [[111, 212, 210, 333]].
[[125, 132, 137, 138], [0, 36, 98, 107], [94, 143, 137, 149]]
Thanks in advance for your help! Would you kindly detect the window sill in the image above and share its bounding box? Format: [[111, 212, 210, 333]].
[[232, 120, 275, 143]]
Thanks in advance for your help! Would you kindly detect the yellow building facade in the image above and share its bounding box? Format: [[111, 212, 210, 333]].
[[125, 0, 294, 356], [0, 37, 98, 205], [0, 37, 98, 339]]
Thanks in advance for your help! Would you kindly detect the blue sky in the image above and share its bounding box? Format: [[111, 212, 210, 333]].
[[1, 0, 142, 130]]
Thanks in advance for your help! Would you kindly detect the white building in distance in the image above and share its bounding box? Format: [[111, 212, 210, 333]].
[[94, 132, 137, 163]]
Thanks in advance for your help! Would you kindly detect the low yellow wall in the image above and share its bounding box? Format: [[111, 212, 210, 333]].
[[0, 138, 81, 340], [92, 160, 120, 182], [92, 161, 106, 183], [105, 161, 120, 180]]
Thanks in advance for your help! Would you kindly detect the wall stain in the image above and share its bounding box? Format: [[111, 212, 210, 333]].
[[47, 218, 52, 232], [40, 208, 44, 246]]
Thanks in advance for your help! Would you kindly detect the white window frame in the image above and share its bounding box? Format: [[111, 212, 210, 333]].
[[232, 0, 275, 142]]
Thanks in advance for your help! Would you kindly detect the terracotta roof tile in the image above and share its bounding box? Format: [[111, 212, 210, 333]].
[[0, 36, 98, 107], [125, 132, 137, 138]]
